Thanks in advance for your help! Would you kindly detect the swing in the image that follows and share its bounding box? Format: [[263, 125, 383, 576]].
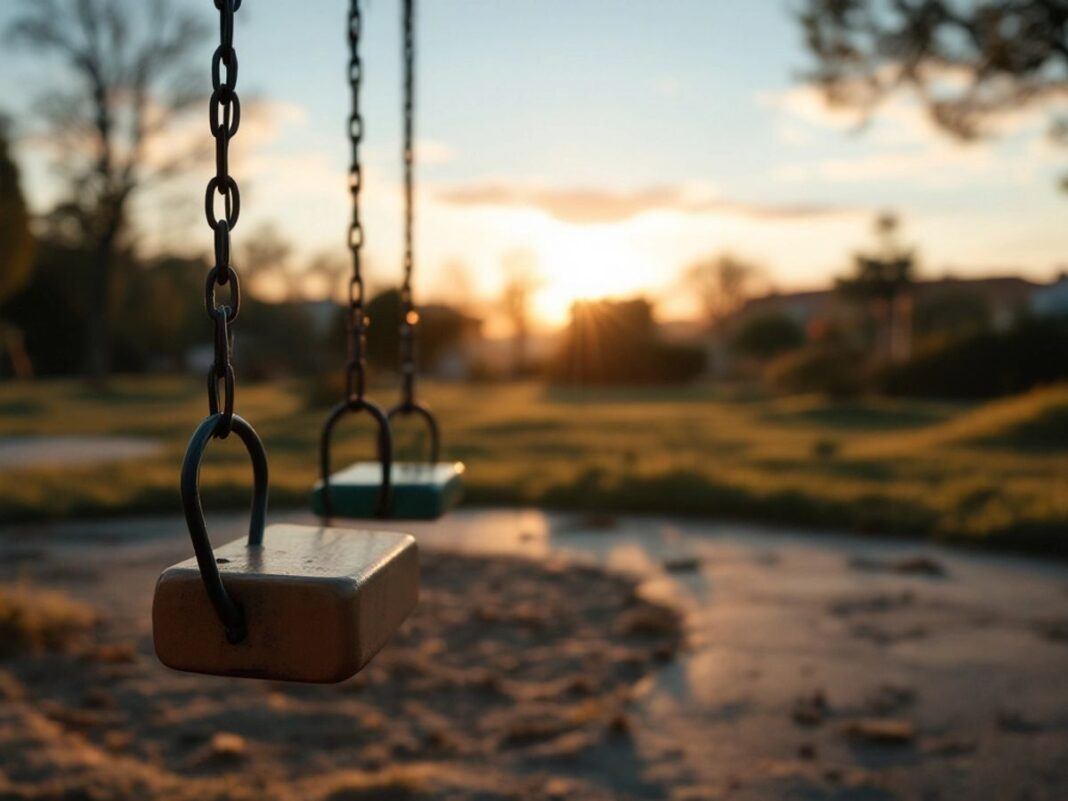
[[313, 0, 463, 522], [152, 0, 417, 683]]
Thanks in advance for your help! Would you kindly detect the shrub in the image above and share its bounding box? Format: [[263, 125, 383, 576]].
[[550, 298, 706, 385], [878, 317, 1068, 399], [730, 312, 805, 360], [765, 346, 866, 398]]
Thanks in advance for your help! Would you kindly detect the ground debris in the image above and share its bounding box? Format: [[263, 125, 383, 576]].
[[997, 709, 1046, 734], [850, 555, 947, 577], [615, 601, 680, 638], [791, 689, 828, 727], [1034, 618, 1068, 643], [863, 684, 916, 715], [829, 591, 915, 617], [663, 556, 701, 573], [842, 718, 916, 745]]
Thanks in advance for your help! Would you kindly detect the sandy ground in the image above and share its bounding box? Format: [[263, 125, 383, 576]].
[[2, 509, 1068, 800]]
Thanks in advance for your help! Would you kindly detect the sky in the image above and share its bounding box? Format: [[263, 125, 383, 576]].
[[2, 0, 1066, 330]]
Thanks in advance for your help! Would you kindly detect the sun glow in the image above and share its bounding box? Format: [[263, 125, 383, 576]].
[[531, 224, 654, 326]]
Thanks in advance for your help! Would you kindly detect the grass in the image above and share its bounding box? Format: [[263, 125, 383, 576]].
[[0, 376, 1066, 554]]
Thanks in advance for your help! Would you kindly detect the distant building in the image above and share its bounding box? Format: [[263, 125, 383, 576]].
[[732, 275, 1046, 334], [1031, 272, 1068, 318]]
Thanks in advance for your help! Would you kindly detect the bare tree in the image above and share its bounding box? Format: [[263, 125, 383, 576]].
[[432, 259, 477, 310], [241, 222, 294, 301], [683, 253, 761, 330], [304, 251, 349, 303], [798, 0, 1068, 188], [500, 249, 543, 377], [6, 0, 208, 378]]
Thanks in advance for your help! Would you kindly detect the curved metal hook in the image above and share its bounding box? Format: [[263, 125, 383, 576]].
[[387, 399, 440, 465], [180, 413, 268, 644], [320, 397, 393, 519]]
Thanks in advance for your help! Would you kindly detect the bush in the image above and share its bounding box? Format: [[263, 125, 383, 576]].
[[730, 312, 805, 360], [765, 346, 866, 398], [550, 298, 706, 385], [878, 317, 1068, 399]]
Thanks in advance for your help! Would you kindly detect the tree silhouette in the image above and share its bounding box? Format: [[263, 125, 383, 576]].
[[0, 119, 36, 377], [799, 0, 1068, 187], [6, 0, 207, 378], [837, 213, 916, 362], [241, 222, 295, 301], [682, 253, 761, 330], [500, 249, 543, 376]]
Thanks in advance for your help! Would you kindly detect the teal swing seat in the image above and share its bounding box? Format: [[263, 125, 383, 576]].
[[313, 460, 464, 520], [316, 397, 462, 522], [314, 0, 458, 524]]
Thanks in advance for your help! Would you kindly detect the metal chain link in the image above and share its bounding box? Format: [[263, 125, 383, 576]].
[[397, 0, 418, 406], [204, 0, 243, 437], [345, 0, 368, 401]]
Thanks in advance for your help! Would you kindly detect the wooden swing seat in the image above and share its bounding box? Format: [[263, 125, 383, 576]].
[[153, 524, 418, 683], [312, 461, 464, 520]]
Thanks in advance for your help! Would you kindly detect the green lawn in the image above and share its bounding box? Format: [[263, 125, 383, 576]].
[[1, 377, 1066, 553]]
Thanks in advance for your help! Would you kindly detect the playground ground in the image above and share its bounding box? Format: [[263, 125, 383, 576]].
[[1, 509, 1066, 800]]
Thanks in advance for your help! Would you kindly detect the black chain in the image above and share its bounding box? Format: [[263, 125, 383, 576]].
[[345, 0, 368, 401], [204, 0, 243, 438], [397, 0, 418, 406]]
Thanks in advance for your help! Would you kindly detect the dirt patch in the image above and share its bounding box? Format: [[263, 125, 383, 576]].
[[0, 551, 681, 801]]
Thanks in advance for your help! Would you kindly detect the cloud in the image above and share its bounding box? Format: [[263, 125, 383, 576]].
[[762, 83, 1049, 147], [436, 183, 848, 224]]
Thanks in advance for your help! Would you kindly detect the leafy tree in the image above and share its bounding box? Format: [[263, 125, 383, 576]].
[[799, 0, 1068, 188], [6, 0, 207, 378]]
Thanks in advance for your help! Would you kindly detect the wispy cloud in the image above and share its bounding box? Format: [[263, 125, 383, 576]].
[[436, 183, 848, 224], [762, 83, 1050, 147]]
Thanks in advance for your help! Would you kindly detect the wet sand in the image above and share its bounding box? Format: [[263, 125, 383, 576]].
[[1, 510, 1067, 799]]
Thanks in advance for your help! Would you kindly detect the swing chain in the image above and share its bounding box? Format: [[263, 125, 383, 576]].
[[397, 0, 418, 407], [345, 0, 368, 402], [204, 0, 243, 437]]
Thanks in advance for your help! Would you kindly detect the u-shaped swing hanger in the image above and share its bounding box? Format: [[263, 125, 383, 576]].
[[313, 0, 464, 522], [152, 0, 418, 684]]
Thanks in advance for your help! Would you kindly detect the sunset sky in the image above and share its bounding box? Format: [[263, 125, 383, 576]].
[[2, 0, 1066, 329]]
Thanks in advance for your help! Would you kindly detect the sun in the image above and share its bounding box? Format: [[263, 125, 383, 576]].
[[531, 224, 652, 326]]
